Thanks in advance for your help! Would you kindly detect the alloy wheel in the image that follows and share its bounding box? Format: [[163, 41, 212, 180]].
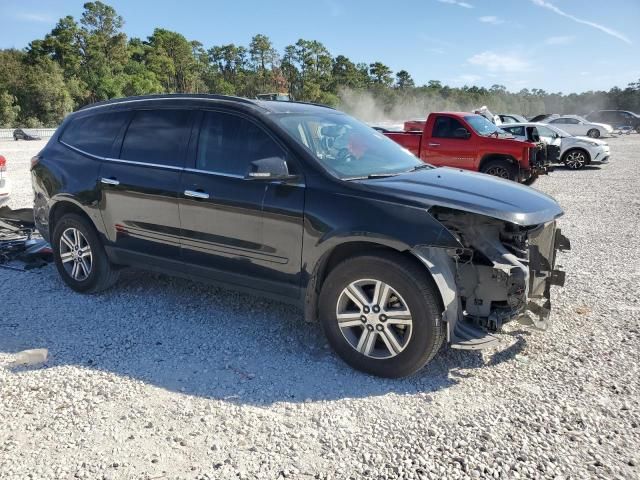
[[484, 166, 510, 179], [59, 227, 93, 281], [336, 279, 413, 359], [565, 151, 586, 169]]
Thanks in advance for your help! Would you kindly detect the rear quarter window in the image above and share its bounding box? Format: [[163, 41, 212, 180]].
[[60, 111, 130, 157]]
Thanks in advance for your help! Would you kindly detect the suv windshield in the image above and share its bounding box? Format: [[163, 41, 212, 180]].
[[274, 112, 423, 179], [464, 115, 505, 136]]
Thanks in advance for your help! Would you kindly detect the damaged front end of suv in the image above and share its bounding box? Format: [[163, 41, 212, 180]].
[[414, 207, 570, 349]]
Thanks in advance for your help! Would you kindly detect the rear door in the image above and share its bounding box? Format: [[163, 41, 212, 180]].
[[99, 108, 193, 260], [549, 118, 581, 135], [179, 109, 305, 297], [423, 115, 475, 168]]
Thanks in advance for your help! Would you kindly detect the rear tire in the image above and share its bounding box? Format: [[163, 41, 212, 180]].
[[318, 252, 444, 378], [480, 159, 517, 181], [587, 129, 600, 138], [52, 213, 119, 293]]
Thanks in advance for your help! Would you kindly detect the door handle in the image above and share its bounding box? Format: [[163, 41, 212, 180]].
[[184, 190, 209, 199], [428, 143, 440, 147], [100, 177, 120, 185]]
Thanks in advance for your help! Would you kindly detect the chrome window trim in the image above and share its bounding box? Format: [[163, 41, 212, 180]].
[[184, 168, 243, 179], [103, 157, 184, 171]]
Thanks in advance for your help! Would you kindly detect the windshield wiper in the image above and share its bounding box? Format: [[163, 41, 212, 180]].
[[343, 172, 400, 181], [406, 163, 432, 172]]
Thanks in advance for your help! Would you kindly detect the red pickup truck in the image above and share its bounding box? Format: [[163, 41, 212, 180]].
[[381, 112, 550, 184]]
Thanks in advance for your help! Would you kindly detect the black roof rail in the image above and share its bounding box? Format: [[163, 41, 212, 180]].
[[257, 99, 336, 110], [77, 93, 259, 111]]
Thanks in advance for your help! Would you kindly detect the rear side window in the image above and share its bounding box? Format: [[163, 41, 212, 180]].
[[432, 116, 465, 138], [196, 111, 285, 175], [121, 110, 192, 167], [61, 111, 129, 157]]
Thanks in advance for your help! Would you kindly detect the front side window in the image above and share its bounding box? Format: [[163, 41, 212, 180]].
[[432, 116, 467, 138], [274, 112, 421, 179], [120, 109, 192, 167], [61, 111, 130, 157], [196, 111, 285, 176]]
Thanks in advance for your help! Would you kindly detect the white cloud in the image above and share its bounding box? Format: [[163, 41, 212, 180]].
[[478, 16, 504, 25], [437, 0, 473, 9], [531, 0, 631, 44], [15, 12, 54, 23], [544, 35, 574, 45], [467, 51, 531, 73]]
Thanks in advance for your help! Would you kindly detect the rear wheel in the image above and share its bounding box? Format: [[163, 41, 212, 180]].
[[587, 129, 600, 138], [52, 213, 119, 293], [563, 149, 588, 169], [319, 252, 444, 378], [480, 159, 517, 181]]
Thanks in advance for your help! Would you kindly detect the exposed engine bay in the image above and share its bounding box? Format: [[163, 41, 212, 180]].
[[416, 208, 570, 348]]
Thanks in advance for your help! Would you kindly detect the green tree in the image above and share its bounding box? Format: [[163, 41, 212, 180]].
[[369, 62, 393, 86], [0, 91, 20, 127], [395, 70, 414, 89]]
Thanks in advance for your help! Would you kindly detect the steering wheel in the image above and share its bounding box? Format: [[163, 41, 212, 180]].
[[336, 148, 356, 163]]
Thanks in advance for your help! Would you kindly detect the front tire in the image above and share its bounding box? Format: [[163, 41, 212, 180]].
[[587, 129, 600, 138], [480, 159, 517, 181], [52, 213, 119, 293], [563, 149, 589, 169], [319, 252, 444, 378]]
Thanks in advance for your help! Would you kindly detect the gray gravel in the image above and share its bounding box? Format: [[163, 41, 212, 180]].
[[1, 135, 639, 480]]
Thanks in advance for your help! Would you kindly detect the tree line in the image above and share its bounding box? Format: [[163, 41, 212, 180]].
[[1, 1, 639, 127]]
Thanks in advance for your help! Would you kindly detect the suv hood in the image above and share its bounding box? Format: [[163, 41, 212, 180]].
[[359, 167, 563, 226]]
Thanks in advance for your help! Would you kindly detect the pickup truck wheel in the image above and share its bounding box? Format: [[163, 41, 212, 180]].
[[480, 159, 517, 181], [318, 252, 444, 378], [587, 129, 600, 138], [522, 174, 538, 186], [52, 213, 119, 293], [563, 149, 588, 169]]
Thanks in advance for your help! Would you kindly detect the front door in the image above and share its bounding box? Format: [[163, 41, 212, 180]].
[[99, 108, 194, 260], [422, 115, 475, 168], [179, 109, 304, 297]]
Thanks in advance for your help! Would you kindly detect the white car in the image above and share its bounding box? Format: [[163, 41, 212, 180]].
[[542, 115, 613, 138], [500, 123, 610, 170], [0, 154, 10, 203]]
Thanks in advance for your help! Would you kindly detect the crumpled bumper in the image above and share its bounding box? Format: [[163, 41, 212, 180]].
[[519, 222, 571, 330]]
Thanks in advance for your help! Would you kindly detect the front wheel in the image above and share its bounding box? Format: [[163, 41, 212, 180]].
[[587, 129, 600, 138], [319, 252, 444, 378], [563, 149, 588, 169], [480, 159, 517, 181], [52, 213, 119, 293], [521, 174, 538, 186]]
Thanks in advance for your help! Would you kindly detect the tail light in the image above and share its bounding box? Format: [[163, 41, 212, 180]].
[[0, 155, 6, 179], [30, 154, 41, 169]]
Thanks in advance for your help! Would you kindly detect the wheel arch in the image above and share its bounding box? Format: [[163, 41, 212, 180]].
[[478, 153, 518, 171], [562, 147, 591, 163], [49, 199, 101, 239], [304, 240, 445, 324]]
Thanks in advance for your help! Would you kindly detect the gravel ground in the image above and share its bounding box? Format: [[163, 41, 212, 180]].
[[1, 136, 639, 480]]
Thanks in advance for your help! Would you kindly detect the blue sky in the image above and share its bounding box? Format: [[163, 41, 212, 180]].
[[1, 0, 638, 93]]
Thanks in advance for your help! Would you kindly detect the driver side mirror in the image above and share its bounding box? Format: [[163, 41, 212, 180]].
[[453, 127, 471, 139], [246, 156, 297, 181]]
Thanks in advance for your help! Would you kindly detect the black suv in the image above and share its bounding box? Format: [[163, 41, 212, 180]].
[[585, 110, 640, 132], [31, 94, 569, 377]]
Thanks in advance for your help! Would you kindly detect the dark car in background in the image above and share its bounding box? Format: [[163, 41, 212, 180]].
[[585, 110, 640, 132], [31, 94, 569, 378], [13, 128, 41, 141]]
